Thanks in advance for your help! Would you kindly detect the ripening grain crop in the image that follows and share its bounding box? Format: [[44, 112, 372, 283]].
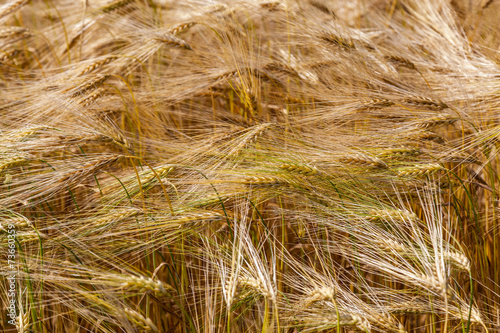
[[0, 0, 499, 332]]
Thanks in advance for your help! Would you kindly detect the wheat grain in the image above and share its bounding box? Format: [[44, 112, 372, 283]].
[[386, 55, 416, 70], [237, 276, 273, 298], [260, 2, 283, 11], [413, 271, 445, 295], [340, 153, 387, 168], [397, 164, 444, 177], [279, 163, 318, 175], [171, 212, 223, 223], [0, 48, 20, 63], [15, 312, 30, 333], [443, 250, 470, 271], [141, 165, 174, 183], [482, 0, 494, 9], [79, 87, 106, 106], [5, 231, 46, 243], [237, 175, 285, 185], [153, 34, 192, 50], [3, 126, 50, 141], [0, 26, 29, 39], [0, 156, 29, 173], [367, 209, 419, 222], [320, 32, 355, 49], [402, 97, 448, 110], [0, 0, 28, 21], [377, 147, 420, 158], [415, 114, 458, 129], [101, 0, 135, 14], [123, 308, 159, 332], [93, 208, 140, 227], [120, 275, 173, 295], [358, 98, 395, 110], [3, 173, 12, 184], [167, 22, 197, 35], [0, 217, 31, 231], [314, 314, 371, 331], [78, 55, 119, 76], [214, 70, 239, 83], [263, 61, 300, 77], [374, 238, 407, 253], [228, 123, 272, 157], [307, 286, 336, 302], [407, 130, 445, 143], [57, 155, 121, 185]]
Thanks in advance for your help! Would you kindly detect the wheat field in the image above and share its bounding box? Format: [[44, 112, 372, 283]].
[[0, 0, 499, 332]]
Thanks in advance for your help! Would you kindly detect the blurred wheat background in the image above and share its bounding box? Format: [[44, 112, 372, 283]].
[[0, 0, 499, 332]]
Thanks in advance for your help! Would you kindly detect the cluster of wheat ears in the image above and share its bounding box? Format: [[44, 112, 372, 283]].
[[0, 0, 499, 332]]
